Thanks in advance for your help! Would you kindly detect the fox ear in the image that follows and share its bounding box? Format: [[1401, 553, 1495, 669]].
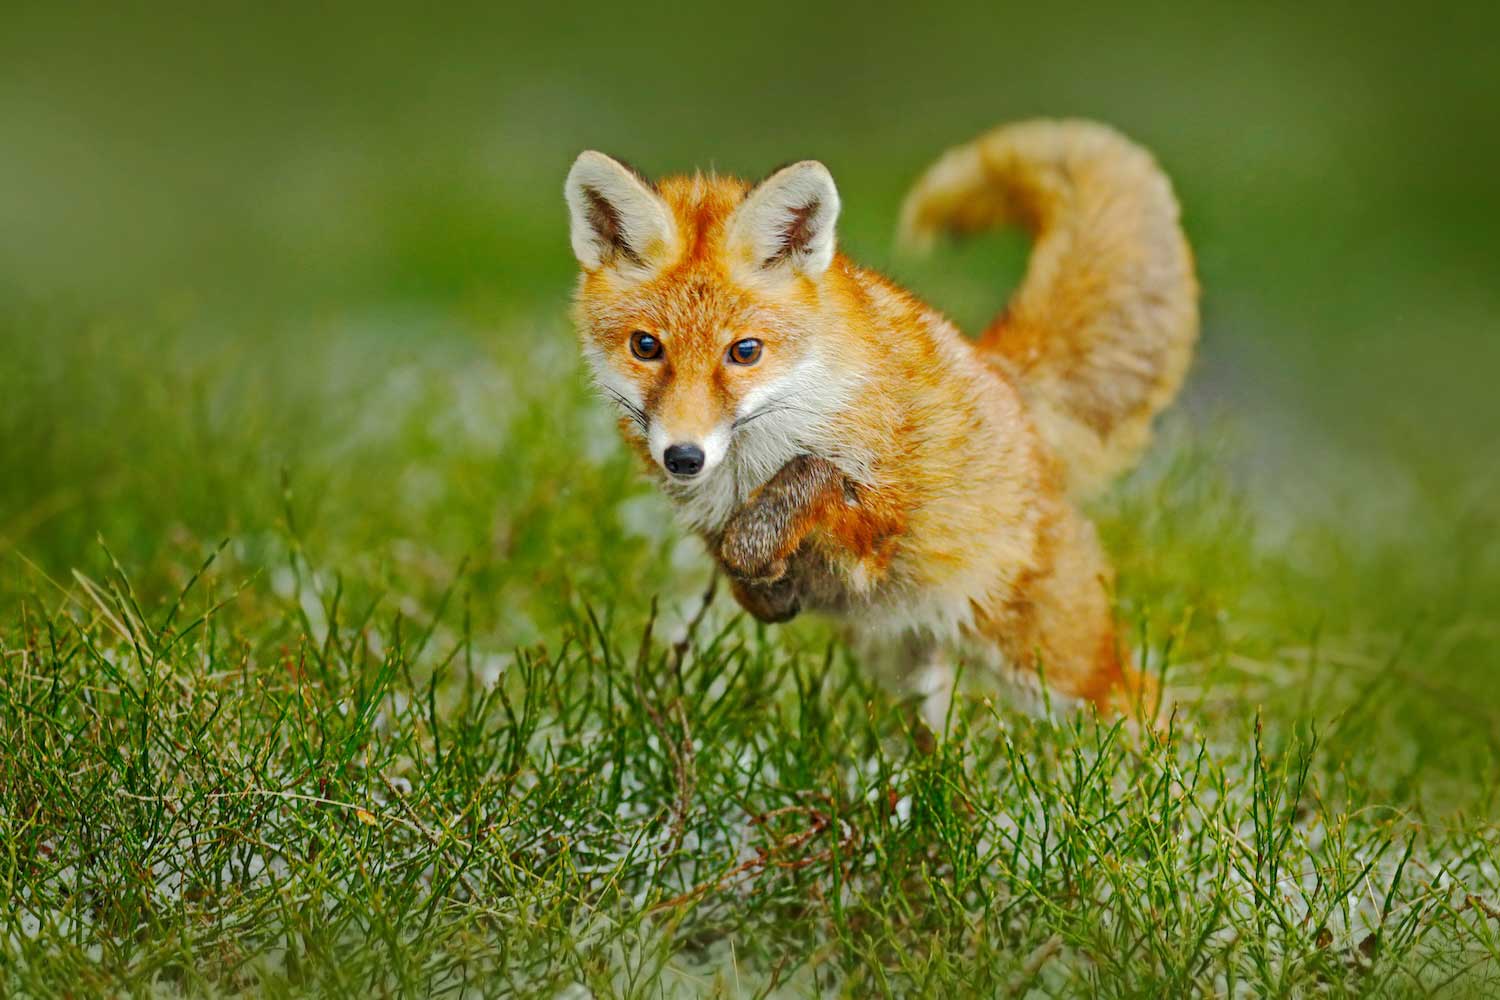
[[727, 160, 841, 278], [565, 151, 676, 272]]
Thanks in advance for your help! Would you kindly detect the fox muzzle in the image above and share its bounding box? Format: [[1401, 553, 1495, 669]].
[[663, 443, 706, 477]]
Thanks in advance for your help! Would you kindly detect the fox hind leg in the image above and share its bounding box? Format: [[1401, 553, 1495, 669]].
[[853, 630, 958, 738], [969, 503, 1158, 719]]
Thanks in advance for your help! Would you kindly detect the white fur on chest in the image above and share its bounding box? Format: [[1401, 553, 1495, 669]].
[[664, 422, 806, 533]]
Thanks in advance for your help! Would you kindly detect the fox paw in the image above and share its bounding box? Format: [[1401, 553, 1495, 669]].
[[719, 505, 789, 584], [729, 575, 801, 624]]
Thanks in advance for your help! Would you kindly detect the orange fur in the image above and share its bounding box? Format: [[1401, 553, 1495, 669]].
[[565, 120, 1198, 720]]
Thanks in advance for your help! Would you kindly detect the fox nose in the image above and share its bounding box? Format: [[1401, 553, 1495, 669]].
[[663, 443, 706, 477]]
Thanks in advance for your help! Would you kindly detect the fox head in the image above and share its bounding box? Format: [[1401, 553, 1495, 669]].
[[565, 151, 854, 528]]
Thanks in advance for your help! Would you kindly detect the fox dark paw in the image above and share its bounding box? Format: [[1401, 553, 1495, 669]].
[[729, 574, 801, 624]]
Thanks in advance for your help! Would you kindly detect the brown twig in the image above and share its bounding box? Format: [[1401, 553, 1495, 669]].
[[380, 774, 484, 904], [1007, 933, 1063, 995], [671, 570, 719, 676], [635, 596, 697, 858], [637, 687, 696, 859], [1463, 893, 1500, 922], [649, 804, 855, 913], [637, 576, 720, 859]]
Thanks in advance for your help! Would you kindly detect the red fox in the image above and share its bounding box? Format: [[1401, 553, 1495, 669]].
[[565, 120, 1197, 722]]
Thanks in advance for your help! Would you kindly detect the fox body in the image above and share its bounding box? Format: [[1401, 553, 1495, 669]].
[[565, 120, 1197, 718]]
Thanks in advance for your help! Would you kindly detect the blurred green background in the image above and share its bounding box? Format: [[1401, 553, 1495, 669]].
[[5, 3, 1497, 453], [2, 2, 1496, 679]]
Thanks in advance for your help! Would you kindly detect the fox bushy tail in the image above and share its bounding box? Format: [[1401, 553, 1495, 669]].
[[898, 119, 1199, 496]]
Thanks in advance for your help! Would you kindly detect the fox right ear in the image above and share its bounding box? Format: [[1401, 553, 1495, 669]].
[[565, 151, 676, 273], [726, 160, 841, 280]]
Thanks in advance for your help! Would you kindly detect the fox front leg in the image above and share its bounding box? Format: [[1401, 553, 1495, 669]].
[[718, 454, 901, 624], [718, 455, 849, 585], [717, 455, 844, 625]]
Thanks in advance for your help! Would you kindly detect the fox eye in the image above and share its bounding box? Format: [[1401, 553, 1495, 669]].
[[629, 331, 662, 360], [728, 338, 763, 365]]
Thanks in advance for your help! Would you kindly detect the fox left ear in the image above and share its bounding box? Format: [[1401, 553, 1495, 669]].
[[727, 160, 841, 278], [566, 151, 677, 273]]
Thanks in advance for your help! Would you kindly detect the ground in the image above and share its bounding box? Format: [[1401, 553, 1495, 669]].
[[2, 3, 1499, 996]]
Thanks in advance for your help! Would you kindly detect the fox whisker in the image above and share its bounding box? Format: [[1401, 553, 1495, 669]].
[[733, 405, 805, 430], [599, 385, 649, 429], [732, 392, 820, 430]]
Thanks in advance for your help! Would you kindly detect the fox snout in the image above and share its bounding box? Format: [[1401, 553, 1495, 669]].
[[648, 422, 730, 481], [663, 443, 704, 477]]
